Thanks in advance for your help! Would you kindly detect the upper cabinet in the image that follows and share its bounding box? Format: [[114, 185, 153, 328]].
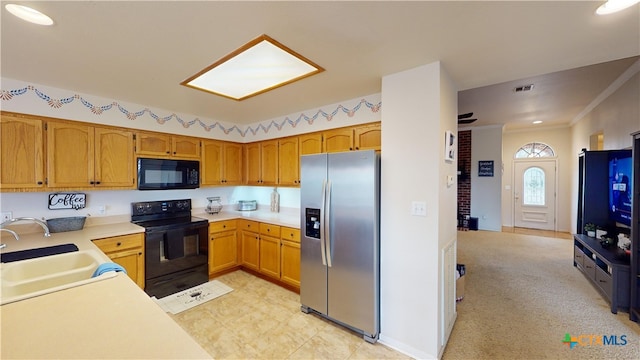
[[47, 121, 135, 189], [135, 131, 200, 159], [201, 140, 243, 186], [245, 140, 278, 185], [323, 127, 354, 153], [299, 133, 323, 156], [278, 137, 300, 186], [0, 113, 45, 189], [354, 123, 381, 151]]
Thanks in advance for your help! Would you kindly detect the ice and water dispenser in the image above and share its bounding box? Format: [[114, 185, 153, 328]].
[[305, 208, 321, 239]]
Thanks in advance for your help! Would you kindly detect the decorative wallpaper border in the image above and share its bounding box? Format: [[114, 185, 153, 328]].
[[1, 85, 381, 138]]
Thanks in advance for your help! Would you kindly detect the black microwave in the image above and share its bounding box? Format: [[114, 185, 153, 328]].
[[137, 158, 200, 190]]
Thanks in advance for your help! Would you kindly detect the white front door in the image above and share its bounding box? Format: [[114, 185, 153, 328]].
[[513, 160, 557, 230]]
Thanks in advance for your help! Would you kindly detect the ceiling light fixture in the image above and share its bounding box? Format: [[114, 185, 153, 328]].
[[595, 0, 640, 15], [5, 4, 53, 25], [182, 34, 324, 101], [533, 120, 543, 124]]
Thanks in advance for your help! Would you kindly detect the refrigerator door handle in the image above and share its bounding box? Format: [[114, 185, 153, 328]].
[[320, 179, 328, 266], [325, 180, 332, 268]]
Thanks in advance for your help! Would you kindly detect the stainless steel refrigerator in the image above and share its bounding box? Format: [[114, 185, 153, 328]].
[[300, 150, 380, 343]]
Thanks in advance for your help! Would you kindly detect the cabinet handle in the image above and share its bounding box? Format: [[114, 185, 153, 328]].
[[599, 280, 607, 283], [138, 252, 142, 256], [117, 242, 122, 247], [96, 181, 101, 185], [90, 181, 94, 185], [223, 225, 226, 228], [166, 151, 170, 154], [349, 147, 353, 150], [356, 147, 359, 150]]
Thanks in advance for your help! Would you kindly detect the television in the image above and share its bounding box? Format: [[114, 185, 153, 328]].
[[608, 150, 633, 227]]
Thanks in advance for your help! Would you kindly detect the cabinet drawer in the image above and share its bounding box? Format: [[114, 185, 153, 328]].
[[239, 220, 260, 232], [581, 256, 597, 279], [573, 246, 584, 266], [210, 220, 237, 233], [595, 267, 613, 301], [93, 233, 143, 253], [281, 227, 300, 243], [260, 223, 281, 237]]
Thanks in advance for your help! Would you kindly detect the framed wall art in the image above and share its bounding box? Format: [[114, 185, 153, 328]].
[[445, 130, 456, 162]]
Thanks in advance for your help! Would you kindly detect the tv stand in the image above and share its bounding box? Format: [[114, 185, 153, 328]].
[[573, 234, 630, 314]]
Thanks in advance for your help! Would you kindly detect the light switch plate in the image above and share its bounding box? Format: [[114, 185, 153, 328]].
[[1, 211, 13, 222], [411, 201, 427, 216]]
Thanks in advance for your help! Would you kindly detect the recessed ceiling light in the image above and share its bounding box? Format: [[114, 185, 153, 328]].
[[596, 0, 640, 15], [5, 4, 53, 25], [533, 120, 543, 124], [182, 34, 324, 101]]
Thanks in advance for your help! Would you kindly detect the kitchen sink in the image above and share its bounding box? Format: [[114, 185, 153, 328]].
[[1, 249, 117, 305]]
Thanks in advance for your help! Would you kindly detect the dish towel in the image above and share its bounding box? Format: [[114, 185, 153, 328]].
[[92, 262, 127, 277]]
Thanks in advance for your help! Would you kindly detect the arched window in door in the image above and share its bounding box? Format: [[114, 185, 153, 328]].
[[515, 142, 555, 158], [523, 167, 545, 206]]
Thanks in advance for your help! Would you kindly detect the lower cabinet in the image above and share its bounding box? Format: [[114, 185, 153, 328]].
[[239, 220, 260, 271], [280, 227, 301, 288], [93, 233, 145, 289], [259, 223, 281, 279], [209, 220, 238, 275]]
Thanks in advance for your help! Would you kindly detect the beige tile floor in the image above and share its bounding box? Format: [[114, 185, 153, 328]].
[[170, 270, 410, 359]]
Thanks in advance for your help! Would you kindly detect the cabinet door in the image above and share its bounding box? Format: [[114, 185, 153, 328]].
[[223, 142, 243, 185], [299, 133, 322, 155], [260, 140, 279, 185], [172, 136, 200, 158], [323, 128, 354, 153], [245, 143, 261, 185], [240, 230, 260, 271], [259, 234, 280, 279], [209, 230, 238, 274], [0, 114, 45, 189], [47, 122, 94, 187], [107, 248, 145, 289], [280, 240, 300, 288], [278, 137, 300, 186], [354, 123, 381, 151], [201, 140, 224, 185], [136, 132, 171, 157], [94, 127, 135, 188]]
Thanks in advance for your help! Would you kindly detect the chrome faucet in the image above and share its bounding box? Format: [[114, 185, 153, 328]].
[[0, 217, 51, 238]]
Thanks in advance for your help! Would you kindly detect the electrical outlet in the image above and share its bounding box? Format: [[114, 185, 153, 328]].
[[1, 211, 13, 222]]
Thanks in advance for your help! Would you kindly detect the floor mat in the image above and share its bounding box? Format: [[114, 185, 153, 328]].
[[152, 280, 233, 314]]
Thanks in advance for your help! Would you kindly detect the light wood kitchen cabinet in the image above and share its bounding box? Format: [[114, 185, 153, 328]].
[[93, 233, 145, 289], [278, 136, 300, 186], [354, 123, 381, 151], [0, 113, 45, 189], [209, 220, 238, 275], [135, 131, 200, 159], [323, 127, 354, 153], [299, 133, 322, 155], [47, 122, 135, 188], [239, 220, 260, 271], [245, 140, 278, 185], [201, 140, 243, 186], [259, 223, 281, 279], [280, 227, 301, 288]]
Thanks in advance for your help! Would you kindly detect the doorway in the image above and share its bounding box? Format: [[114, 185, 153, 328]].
[[513, 159, 557, 231]]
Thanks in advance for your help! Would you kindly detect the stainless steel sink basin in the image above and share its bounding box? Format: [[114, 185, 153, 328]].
[[1, 249, 116, 305]]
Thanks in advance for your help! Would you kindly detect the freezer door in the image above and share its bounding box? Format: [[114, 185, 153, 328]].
[[327, 150, 379, 337], [300, 153, 328, 314]]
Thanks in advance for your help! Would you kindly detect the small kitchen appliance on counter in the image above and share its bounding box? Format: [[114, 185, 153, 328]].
[[237, 200, 257, 211]]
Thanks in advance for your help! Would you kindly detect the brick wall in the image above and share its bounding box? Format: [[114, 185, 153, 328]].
[[457, 130, 471, 224]]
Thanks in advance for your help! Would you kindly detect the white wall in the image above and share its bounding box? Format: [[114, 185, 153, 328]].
[[380, 61, 457, 359], [570, 61, 640, 233], [469, 126, 503, 231], [501, 126, 572, 232]]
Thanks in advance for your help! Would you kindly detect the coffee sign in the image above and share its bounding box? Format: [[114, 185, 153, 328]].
[[48, 193, 86, 210]]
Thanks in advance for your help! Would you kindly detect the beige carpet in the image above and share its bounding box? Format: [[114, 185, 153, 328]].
[[442, 230, 640, 360]]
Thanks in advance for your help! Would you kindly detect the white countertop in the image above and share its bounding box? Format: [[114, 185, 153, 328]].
[[0, 222, 211, 360], [194, 207, 300, 228]]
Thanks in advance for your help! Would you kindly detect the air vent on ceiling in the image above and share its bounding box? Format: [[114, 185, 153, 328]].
[[514, 84, 534, 92]]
